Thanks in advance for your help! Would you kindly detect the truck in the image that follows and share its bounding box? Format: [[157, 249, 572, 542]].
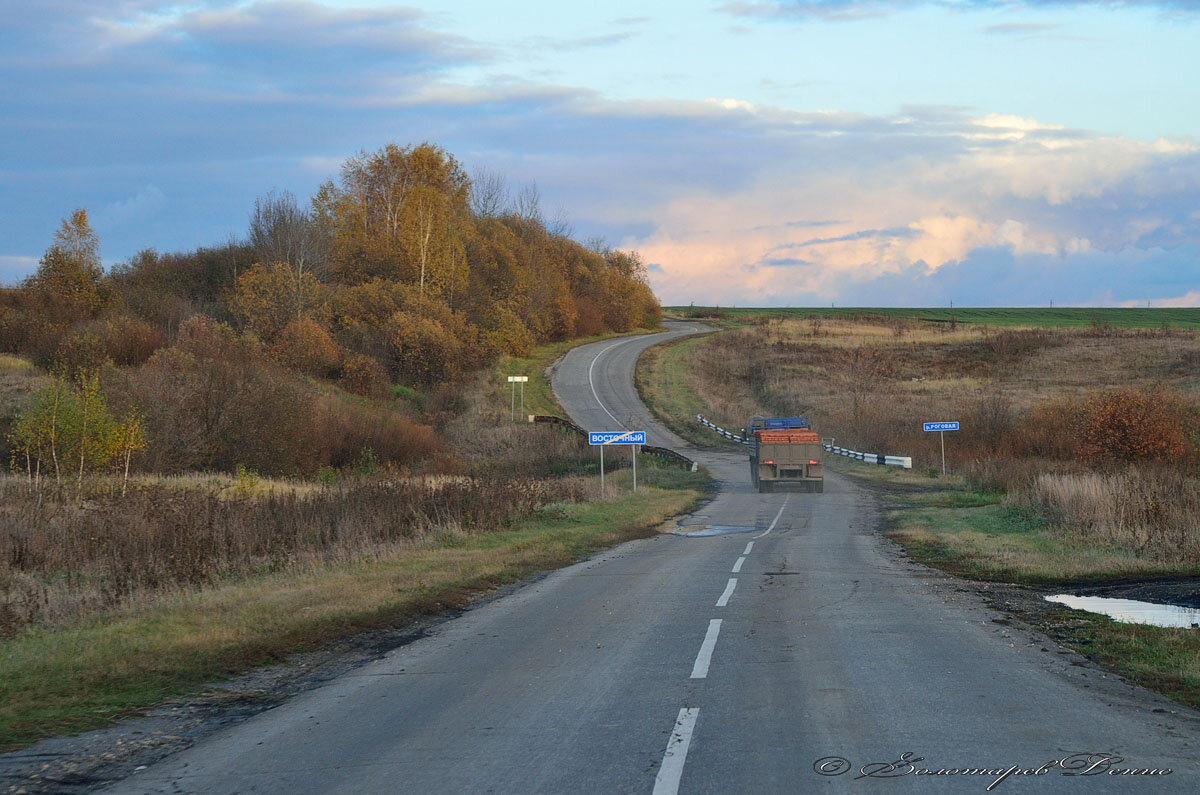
[[745, 417, 824, 493]]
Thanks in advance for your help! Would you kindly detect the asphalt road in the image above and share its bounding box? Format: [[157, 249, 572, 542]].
[[105, 322, 1199, 794]]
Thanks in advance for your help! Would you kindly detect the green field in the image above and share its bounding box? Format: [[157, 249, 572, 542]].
[[664, 306, 1200, 329]]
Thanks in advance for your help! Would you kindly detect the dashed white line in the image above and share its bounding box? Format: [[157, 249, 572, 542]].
[[753, 496, 791, 539], [731, 556, 745, 573], [716, 578, 737, 607], [690, 619, 723, 679], [653, 708, 700, 795], [743, 541, 754, 555]]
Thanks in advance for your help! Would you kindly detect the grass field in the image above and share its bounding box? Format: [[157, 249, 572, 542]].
[[665, 306, 1200, 329]]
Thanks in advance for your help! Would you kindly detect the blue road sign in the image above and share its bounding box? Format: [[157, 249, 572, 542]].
[[589, 430, 646, 445], [923, 421, 960, 432]]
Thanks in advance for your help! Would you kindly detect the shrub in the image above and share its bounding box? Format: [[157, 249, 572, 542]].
[[1076, 387, 1193, 465], [386, 310, 465, 384], [109, 315, 311, 474], [101, 315, 165, 366], [270, 317, 342, 378], [53, 327, 108, 379], [310, 393, 441, 471], [339, 353, 389, 399]]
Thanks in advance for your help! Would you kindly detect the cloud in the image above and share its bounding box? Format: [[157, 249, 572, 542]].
[[0, 255, 37, 286], [95, 184, 165, 227], [624, 105, 1200, 306], [717, 0, 905, 22], [792, 227, 917, 246], [523, 31, 637, 52], [1121, 289, 1200, 307], [982, 22, 1062, 34], [718, 0, 1200, 21], [760, 256, 816, 267]]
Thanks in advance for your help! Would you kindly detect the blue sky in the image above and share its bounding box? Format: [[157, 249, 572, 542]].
[[1, 0, 1197, 306]]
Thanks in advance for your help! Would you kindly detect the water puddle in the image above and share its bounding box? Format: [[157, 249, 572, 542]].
[[672, 525, 757, 537], [1044, 594, 1200, 629]]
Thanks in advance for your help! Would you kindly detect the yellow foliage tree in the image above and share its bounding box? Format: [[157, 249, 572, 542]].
[[26, 209, 109, 318], [229, 262, 326, 341]]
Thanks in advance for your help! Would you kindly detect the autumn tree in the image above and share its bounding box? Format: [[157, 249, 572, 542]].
[[25, 209, 108, 319], [113, 410, 147, 496], [8, 372, 128, 491], [322, 142, 470, 287], [478, 303, 534, 358], [9, 376, 74, 485], [401, 184, 467, 298], [73, 372, 121, 491], [249, 190, 331, 313], [229, 261, 326, 341]]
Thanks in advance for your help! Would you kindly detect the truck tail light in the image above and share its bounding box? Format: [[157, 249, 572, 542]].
[[764, 460, 774, 465], [809, 459, 818, 465]]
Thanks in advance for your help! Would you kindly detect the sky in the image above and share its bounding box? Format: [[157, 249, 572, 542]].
[[1, 0, 1198, 306]]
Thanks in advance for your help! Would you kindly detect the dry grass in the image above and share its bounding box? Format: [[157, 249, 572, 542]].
[[1024, 469, 1200, 560], [0, 474, 592, 636]]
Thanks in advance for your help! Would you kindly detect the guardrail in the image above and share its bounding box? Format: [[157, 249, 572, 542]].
[[824, 445, 912, 469], [531, 415, 698, 471], [695, 415, 750, 445], [696, 415, 911, 469]]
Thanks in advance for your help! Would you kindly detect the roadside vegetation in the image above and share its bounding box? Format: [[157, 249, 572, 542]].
[[638, 313, 1200, 709], [0, 142, 706, 749]]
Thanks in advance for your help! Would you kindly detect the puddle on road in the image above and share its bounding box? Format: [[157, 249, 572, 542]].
[[672, 525, 757, 537], [1045, 594, 1200, 629]]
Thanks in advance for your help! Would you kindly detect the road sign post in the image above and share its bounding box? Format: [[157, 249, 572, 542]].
[[922, 421, 960, 476], [589, 431, 646, 494], [507, 376, 528, 422]]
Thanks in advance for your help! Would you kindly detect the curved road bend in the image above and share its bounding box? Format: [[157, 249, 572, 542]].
[[106, 322, 1197, 794]]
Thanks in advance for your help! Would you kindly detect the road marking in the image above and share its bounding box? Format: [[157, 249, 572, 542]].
[[731, 556, 745, 573], [753, 496, 790, 539], [587, 338, 639, 428], [716, 578, 737, 607], [743, 541, 754, 555], [690, 619, 723, 678], [653, 708, 699, 795]]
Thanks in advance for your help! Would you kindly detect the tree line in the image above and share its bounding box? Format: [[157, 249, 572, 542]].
[[1, 142, 661, 478]]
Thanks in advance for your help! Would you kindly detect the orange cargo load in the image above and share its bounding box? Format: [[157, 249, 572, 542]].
[[754, 429, 820, 444]]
